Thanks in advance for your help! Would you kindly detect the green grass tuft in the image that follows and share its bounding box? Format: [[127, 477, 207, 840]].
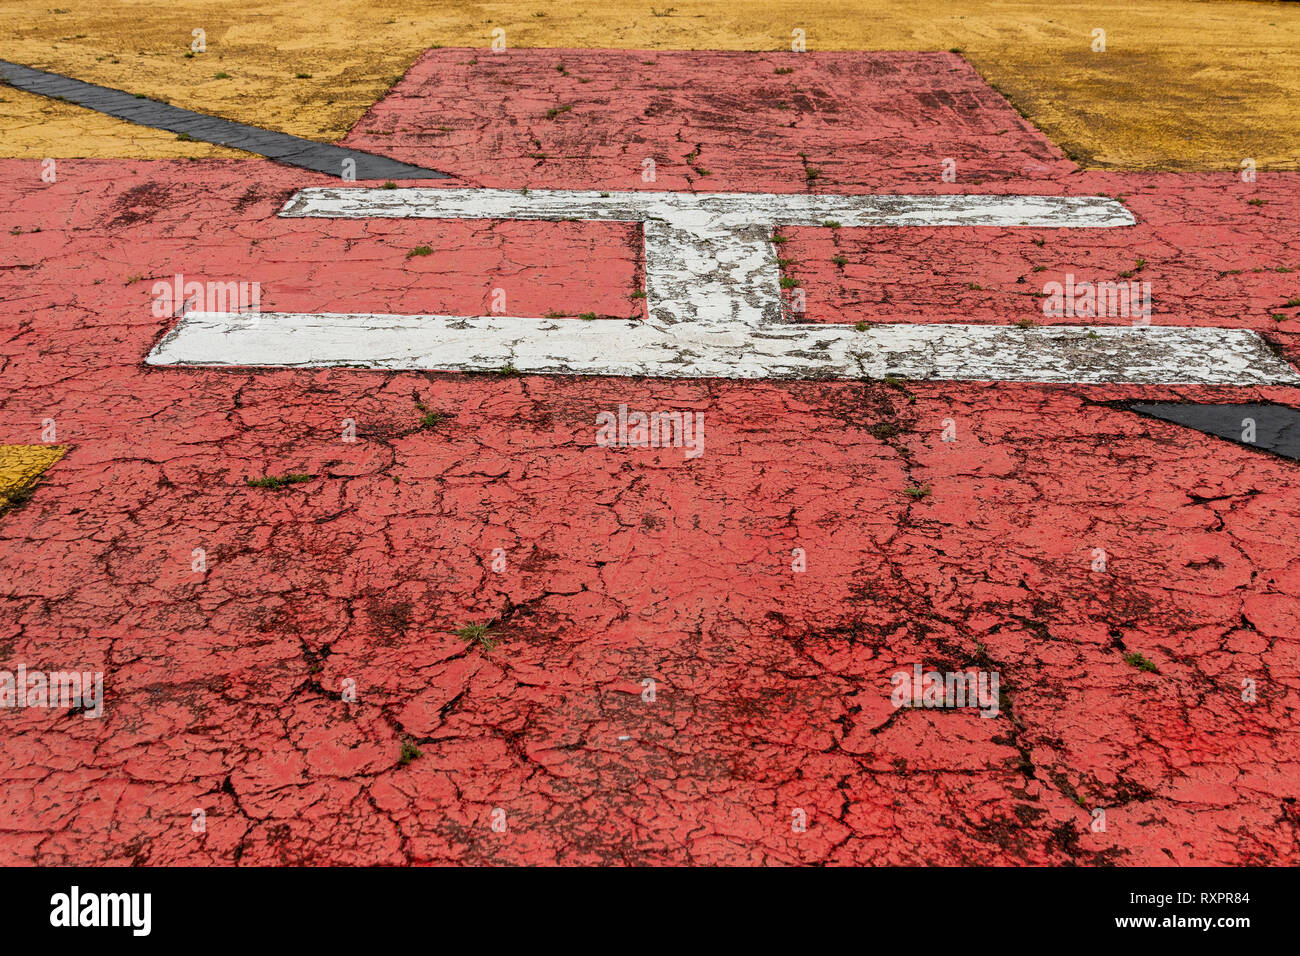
[[454, 623, 497, 651], [1124, 652, 1159, 673]]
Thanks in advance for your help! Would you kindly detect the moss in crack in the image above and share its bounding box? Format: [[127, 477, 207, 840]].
[[399, 739, 423, 765], [245, 473, 314, 489], [869, 422, 899, 440], [1124, 651, 1159, 673]]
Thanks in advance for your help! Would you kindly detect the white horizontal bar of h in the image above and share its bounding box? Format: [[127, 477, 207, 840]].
[[147, 313, 1300, 385]]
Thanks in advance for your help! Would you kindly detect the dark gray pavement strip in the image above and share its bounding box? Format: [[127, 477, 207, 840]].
[[1124, 401, 1300, 463], [0, 59, 449, 181]]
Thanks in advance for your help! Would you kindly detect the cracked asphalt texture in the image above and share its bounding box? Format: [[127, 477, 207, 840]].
[[1, 48, 1298, 865]]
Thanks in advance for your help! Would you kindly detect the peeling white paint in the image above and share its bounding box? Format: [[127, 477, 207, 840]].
[[146, 187, 1300, 384], [277, 187, 1138, 230], [148, 312, 1300, 385]]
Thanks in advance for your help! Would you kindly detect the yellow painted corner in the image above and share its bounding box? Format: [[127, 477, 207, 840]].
[[0, 445, 66, 509]]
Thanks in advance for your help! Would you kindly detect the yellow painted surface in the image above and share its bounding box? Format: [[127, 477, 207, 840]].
[[0, 445, 65, 510], [1, 1, 1297, 169], [0, 86, 241, 158]]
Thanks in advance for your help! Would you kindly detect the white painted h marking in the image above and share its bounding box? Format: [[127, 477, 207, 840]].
[[146, 188, 1300, 385]]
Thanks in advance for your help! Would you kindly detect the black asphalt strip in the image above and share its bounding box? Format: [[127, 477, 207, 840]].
[[1124, 401, 1300, 463]]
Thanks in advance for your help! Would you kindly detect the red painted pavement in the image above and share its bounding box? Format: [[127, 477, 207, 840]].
[[0, 50, 1297, 865]]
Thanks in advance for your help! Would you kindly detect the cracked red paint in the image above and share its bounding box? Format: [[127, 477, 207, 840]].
[[1, 49, 1297, 866], [344, 49, 1078, 190]]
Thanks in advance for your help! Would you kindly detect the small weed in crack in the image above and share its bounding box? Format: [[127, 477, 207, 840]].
[[246, 473, 314, 489], [1124, 651, 1159, 674], [414, 399, 447, 429], [870, 422, 900, 439], [455, 623, 497, 652], [399, 740, 423, 765]]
